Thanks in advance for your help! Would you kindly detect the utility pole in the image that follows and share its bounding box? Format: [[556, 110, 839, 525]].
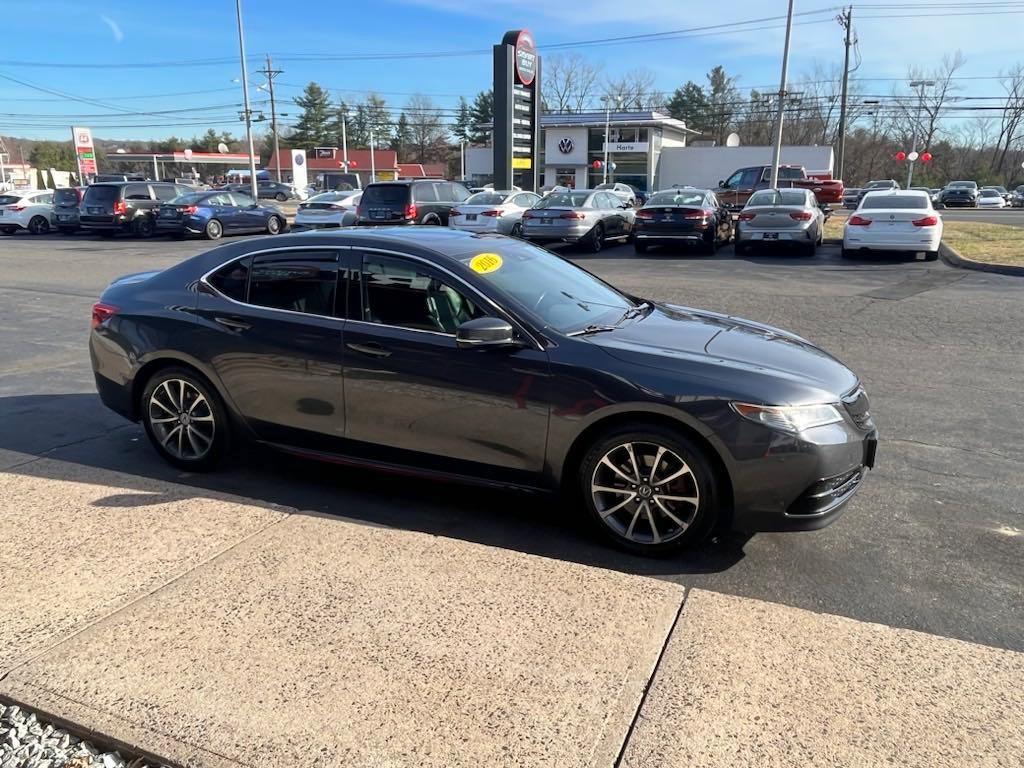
[[836, 6, 853, 181], [369, 128, 376, 183], [234, 0, 258, 200], [259, 55, 284, 182], [907, 79, 934, 188], [769, 0, 796, 189], [341, 111, 348, 175]]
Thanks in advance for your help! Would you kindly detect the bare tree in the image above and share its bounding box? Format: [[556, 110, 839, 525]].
[[542, 53, 603, 114], [891, 51, 966, 150], [991, 64, 1024, 176], [602, 68, 662, 111], [404, 94, 448, 164]]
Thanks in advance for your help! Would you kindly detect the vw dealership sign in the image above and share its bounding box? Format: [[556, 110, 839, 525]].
[[493, 29, 541, 191]]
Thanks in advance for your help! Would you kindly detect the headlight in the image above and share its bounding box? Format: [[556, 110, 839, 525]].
[[731, 402, 844, 433]]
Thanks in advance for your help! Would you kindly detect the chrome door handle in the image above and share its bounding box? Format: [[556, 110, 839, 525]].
[[347, 342, 391, 358], [214, 316, 251, 332]]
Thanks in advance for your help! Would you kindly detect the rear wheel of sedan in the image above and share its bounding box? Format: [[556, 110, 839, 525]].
[[28, 216, 50, 235], [510, 222, 523, 238], [579, 425, 717, 555], [204, 219, 223, 240], [586, 223, 604, 253], [141, 367, 227, 472], [275, 192, 287, 202], [266, 215, 282, 235]]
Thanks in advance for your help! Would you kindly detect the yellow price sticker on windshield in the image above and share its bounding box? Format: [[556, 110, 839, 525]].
[[470, 253, 503, 274]]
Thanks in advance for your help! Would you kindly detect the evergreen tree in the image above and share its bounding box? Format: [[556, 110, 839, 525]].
[[665, 81, 710, 134], [329, 100, 351, 148], [362, 93, 392, 148], [391, 113, 412, 162], [468, 90, 493, 144], [452, 96, 472, 143], [290, 81, 332, 147]]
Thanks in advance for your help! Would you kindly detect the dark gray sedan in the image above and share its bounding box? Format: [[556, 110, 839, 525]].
[[521, 190, 634, 252], [89, 228, 876, 555]]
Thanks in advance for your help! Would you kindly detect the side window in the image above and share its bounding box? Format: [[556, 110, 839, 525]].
[[36, 193, 54, 205], [205, 193, 233, 206], [451, 183, 471, 202], [152, 185, 178, 202], [125, 183, 151, 200], [740, 169, 762, 187], [413, 183, 437, 203], [207, 256, 251, 302], [249, 251, 339, 316], [512, 194, 534, 207], [361, 254, 482, 335], [724, 170, 744, 187], [707, 193, 718, 208]]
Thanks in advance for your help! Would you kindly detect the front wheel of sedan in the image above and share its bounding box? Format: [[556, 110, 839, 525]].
[[141, 368, 227, 472], [579, 427, 717, 555], [266, 215, 283, 235], [204, 218, 223, 240]]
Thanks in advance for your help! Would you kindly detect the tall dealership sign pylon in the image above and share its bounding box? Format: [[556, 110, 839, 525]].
[[493, 30, 540, 192]]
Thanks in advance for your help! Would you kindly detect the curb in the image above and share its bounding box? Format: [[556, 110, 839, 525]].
[[939, 241, 1024, 277]]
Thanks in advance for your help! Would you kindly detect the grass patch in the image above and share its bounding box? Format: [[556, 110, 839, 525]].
[[824, 209, 848, 241], [942, 221, 1024, 267]]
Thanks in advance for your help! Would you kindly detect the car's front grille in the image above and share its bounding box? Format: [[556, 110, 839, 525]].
[[787, 468, 865, 517], [842, 386, 874, 431]]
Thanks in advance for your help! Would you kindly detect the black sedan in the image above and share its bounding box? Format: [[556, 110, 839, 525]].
[[633, 188, 733, 253], [154, 190, 287, 240], [89, 229, 877, 555]]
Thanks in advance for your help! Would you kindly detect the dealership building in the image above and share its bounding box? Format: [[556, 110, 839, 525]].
[[467, 110, 698, 192]]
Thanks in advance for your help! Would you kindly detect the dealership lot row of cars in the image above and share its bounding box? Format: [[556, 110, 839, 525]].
[[842, 180, 1024, 209]]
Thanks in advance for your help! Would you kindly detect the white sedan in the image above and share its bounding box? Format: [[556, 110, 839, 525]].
[[977, 189, 1007, 208], [842, 188, 942, 261], [449, 190, 541, 237], [0, 189, 56, 235], [595, 182, 637, 206], [293, 190, 361, 229]]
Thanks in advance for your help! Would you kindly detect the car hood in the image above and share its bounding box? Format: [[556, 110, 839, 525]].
[[585, 304, 858, 400]]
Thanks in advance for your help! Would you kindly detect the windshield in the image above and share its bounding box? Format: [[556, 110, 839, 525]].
[[980, 190, 1000, 197], [465, 192, 508, 205], [949, 181, 977, 188], [536, 192, 590, 209], [453, 240, 635, 333], [648, 191, 705, 206], [594, 183, 616, 190], [867, 181, 894, 189], [861, 195, 929, 209], [748, 190, 807, 206]]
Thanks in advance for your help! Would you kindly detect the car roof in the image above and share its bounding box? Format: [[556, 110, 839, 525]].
[[862, 188, 928, 198]]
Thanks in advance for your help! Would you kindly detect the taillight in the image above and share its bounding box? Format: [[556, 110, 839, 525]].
[[11, 205, 26, 212], [738, 212, 756, 221], [789, 211, 813, 221], [848, 215, 872, 226], [450, 209, 461, 217], [113, 200, 127, 215], [559, 211, 585, 220], [522, 210, 535, 219], [182, 205, 198, 215], [404, 203, 417, 220], [91, 302, 118, 329], [635, 209, 654, 219], [912, 215, 939, 227], [682, 210, 711, 220], [481, 209, 502, 217]]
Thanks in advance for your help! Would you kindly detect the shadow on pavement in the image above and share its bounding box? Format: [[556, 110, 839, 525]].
[[0, 392, 750, 578]]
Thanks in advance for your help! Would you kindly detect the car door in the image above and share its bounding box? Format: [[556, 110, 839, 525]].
[[600, 192, 624, 236], [202, 192, 240, 232], [195, 247, 347, 449], [342, 248, 551, 480]]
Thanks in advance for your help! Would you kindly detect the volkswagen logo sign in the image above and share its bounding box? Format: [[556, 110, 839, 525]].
[[558, 137, 574, 155], [295, 154, 305, 166]]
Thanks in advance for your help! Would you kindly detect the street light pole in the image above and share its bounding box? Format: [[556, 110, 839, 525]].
[[370, 129, 376, 183], [906, 79, 934, 188], [769, 0, 796, 190], [603, 103, 611, 185], [341, 111, 348, 176], [460, 139, 465, 181], [234, 0, 258, 200]]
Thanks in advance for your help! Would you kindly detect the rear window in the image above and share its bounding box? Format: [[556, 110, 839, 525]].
[[537, 192, 590, 208], [748, 190, 807, 206], [778, 167, 805, 180], [648, 191, 705, 206], [54, 188, 80, 205], [867, 181, 895, 189], [861, 195, 928, 209], [979, 190, 1001, 197], [948, 181, 976, 188], [83, 185, 121, 203], [124, 183, 152, 201], [0, 195, 22, 205], [152, 185, 179, 201], [362, 185, 410, 206], [310, 191, 357, 203], [465, 192, 508, 205]]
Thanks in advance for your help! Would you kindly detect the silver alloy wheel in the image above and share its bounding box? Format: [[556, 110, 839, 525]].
[[591, 440, 700, 545], [148, 379, 216, 461]]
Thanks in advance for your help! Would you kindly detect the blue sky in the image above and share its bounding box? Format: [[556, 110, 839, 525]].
[[1, 0, 1021, 143]]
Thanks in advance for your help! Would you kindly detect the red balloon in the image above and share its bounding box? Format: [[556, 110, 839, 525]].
[[592, 160, 603, 169], [920, 151, 933, 163], [349, 160, 357, 167], [895, 151, 907, 162]]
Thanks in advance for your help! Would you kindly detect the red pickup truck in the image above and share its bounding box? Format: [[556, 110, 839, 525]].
[[716, 165, 844, 209]]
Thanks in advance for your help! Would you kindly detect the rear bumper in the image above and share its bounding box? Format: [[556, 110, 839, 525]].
[[54, 211, 80, 227], [522, 223, 590, 242], [81, 216, 131, 232], [737, 227, 814, 244], [843, 233, 941, 252]]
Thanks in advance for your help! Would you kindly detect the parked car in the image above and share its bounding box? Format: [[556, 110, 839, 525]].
[[939, 181, 978, 208], [0, 189, 55, 235], [448, 190, 541, 237], [54, 187, 85, 234], [842, 189, 941, 261], [842, 188, 862, 209], [79, 181, 192, 237], [89, 228, 877, 555], [929, 188, 943, 206], [980, 185, 1010, 202], [715, 165, 844, 209], [735, 188, 826, 257], [857, 180, 900, 206], [256, 181, 305, 202], [521, 189, 634, 252], [632, 188, 732, 254], [294, 191, 362, 229], [356, 180, 471, 226], [594, 182, 639, 206], [977, 188, 1007, 208], [154, 190, 286, 240], [319, 172, 362, 192], [1011, 185, 1024, 208]]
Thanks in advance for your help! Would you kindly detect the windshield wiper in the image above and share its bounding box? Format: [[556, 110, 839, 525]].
[[567, 324, 619, 337], [618, 301, 651, 323]]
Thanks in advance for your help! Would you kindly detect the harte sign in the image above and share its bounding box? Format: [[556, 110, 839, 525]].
[[513, 30, 537, 86]]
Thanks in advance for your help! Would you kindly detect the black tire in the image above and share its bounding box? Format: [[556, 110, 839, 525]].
[[133, 216, 155, 238], [586, 222, 604, 253], [204, 218, 223, 240], [925, 250, 939, 262], [734, 240, 749, 256], [98, 230, 117, 238], [27, 216, 50, 235], [266, 215, 282, 235], [510, 222, 523, 238], [275, 192, 287, 202], [422, 215, 441, 226], [634, 241, 649, 254], [803, 241, 817, 257], [141, 367, 228, 472], [578, 425, 718, 556]]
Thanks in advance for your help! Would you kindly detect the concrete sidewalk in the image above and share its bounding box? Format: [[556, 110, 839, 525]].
[[2, 464, 1022, 767]]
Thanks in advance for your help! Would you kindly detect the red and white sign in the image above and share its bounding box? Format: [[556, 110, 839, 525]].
[[72, 126, 96, 178]]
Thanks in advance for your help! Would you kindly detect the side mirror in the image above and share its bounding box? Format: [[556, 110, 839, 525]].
[[456, 317, 519, 348], [719, 179, 727, 188], [618, 203, 629, 209]]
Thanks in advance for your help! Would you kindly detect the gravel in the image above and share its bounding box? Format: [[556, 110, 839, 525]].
[[0, 704, 164, 768]]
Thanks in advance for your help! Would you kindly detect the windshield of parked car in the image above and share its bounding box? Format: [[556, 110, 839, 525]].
[[860, 194, 929, 209], [979, 190, 1000, 197], [648, 191, 705, 206], [452, 239, 635, 333], [949, 181, 977, 188], [866, 181, 894, 189], [536, 192, 591, 209], [465, 192, 508, 205], [594, 184, 618, 191], [748, 190, 807, 206]]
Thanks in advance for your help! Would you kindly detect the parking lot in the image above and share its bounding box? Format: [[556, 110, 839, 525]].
[[2, 229, 1021, 653]]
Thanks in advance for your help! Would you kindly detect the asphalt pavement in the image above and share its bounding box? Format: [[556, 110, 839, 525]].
[[1, 230, 1022, 653]]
